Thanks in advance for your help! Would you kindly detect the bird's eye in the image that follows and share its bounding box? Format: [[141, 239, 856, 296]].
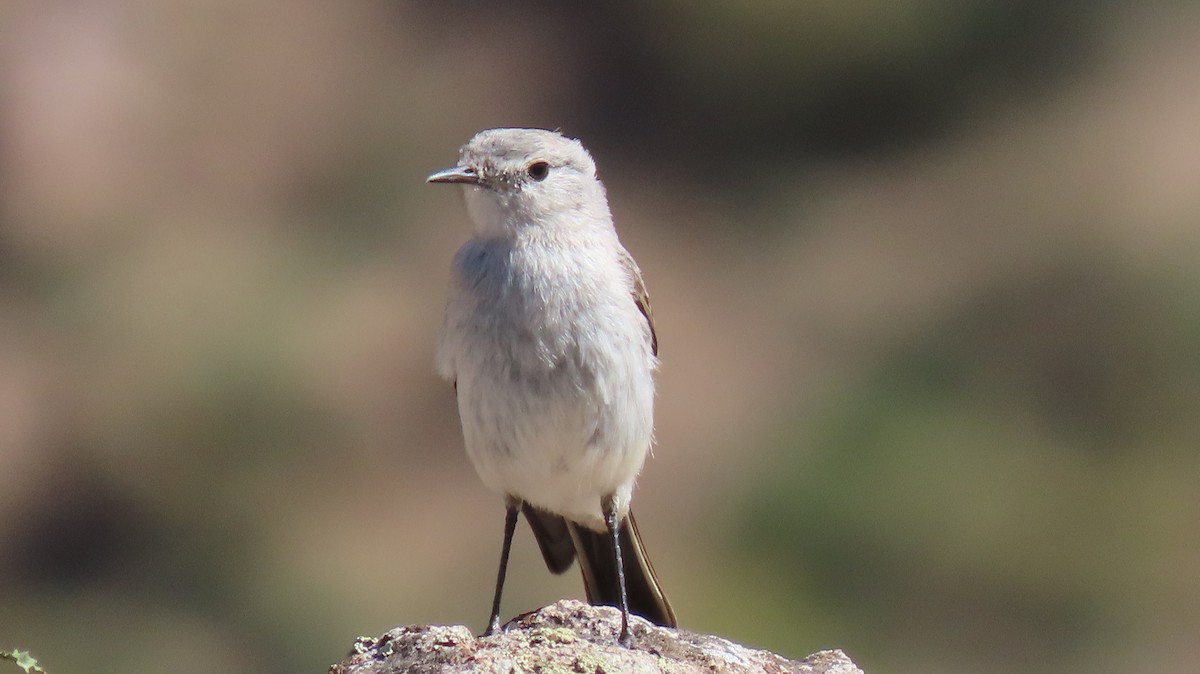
[[527, 161, 550, 181]]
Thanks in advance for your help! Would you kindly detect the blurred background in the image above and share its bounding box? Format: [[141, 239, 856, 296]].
[[2, 2, 1198, 673]]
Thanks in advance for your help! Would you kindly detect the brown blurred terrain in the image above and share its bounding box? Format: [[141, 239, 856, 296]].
[[2, 3, 1198, 674]]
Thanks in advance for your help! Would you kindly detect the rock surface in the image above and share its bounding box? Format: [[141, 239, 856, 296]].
[[330, 599, 863, 674]]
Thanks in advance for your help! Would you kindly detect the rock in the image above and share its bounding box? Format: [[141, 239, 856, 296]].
[[330, 599, 863, 674]]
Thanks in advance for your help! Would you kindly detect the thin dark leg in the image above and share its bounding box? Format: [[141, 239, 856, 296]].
[[483, 500, 520, 636], [603, 495, 632, 646]]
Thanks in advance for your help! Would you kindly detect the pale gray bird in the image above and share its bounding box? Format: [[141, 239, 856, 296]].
[[428, 128, 675, 644]]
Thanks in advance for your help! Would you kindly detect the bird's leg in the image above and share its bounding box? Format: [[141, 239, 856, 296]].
[[602, 495, 632, 646], [483, 498, 521, 636]]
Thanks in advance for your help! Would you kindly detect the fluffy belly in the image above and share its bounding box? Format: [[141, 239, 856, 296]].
[[456, 352, 654, 526]]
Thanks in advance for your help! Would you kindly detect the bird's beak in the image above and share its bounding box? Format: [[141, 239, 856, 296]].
[[426, 166, 480, 185]]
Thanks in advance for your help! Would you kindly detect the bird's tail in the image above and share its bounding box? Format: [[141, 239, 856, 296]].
[[522, 503, 676, 627]]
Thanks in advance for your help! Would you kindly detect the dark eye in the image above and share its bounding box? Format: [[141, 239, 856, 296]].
[[527, 161, 550, 181]]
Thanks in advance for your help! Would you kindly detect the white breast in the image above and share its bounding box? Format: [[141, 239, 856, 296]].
[[437, 234, 655, 527]]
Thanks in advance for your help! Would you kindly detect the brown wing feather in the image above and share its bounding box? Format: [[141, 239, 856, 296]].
[[618, 249, 657, 357]]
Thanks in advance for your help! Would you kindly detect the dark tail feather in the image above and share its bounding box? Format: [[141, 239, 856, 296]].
[[568, 511, 677, 628], [522, 503, 576, 574]]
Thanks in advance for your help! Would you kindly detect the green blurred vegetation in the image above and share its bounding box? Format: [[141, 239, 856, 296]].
[[737, 260, 1200, 670], [1, 649, 46, 674]]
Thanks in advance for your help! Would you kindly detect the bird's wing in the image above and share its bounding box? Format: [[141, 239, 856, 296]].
[[618, 248, 657, 357]]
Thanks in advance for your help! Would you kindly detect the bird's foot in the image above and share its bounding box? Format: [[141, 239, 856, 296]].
[[480, 616, 504, 638]]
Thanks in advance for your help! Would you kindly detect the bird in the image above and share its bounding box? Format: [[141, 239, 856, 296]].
[[428, 128, 675, 645]]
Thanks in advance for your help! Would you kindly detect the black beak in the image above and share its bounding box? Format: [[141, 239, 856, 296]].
[[426, 166, 480, 185]]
